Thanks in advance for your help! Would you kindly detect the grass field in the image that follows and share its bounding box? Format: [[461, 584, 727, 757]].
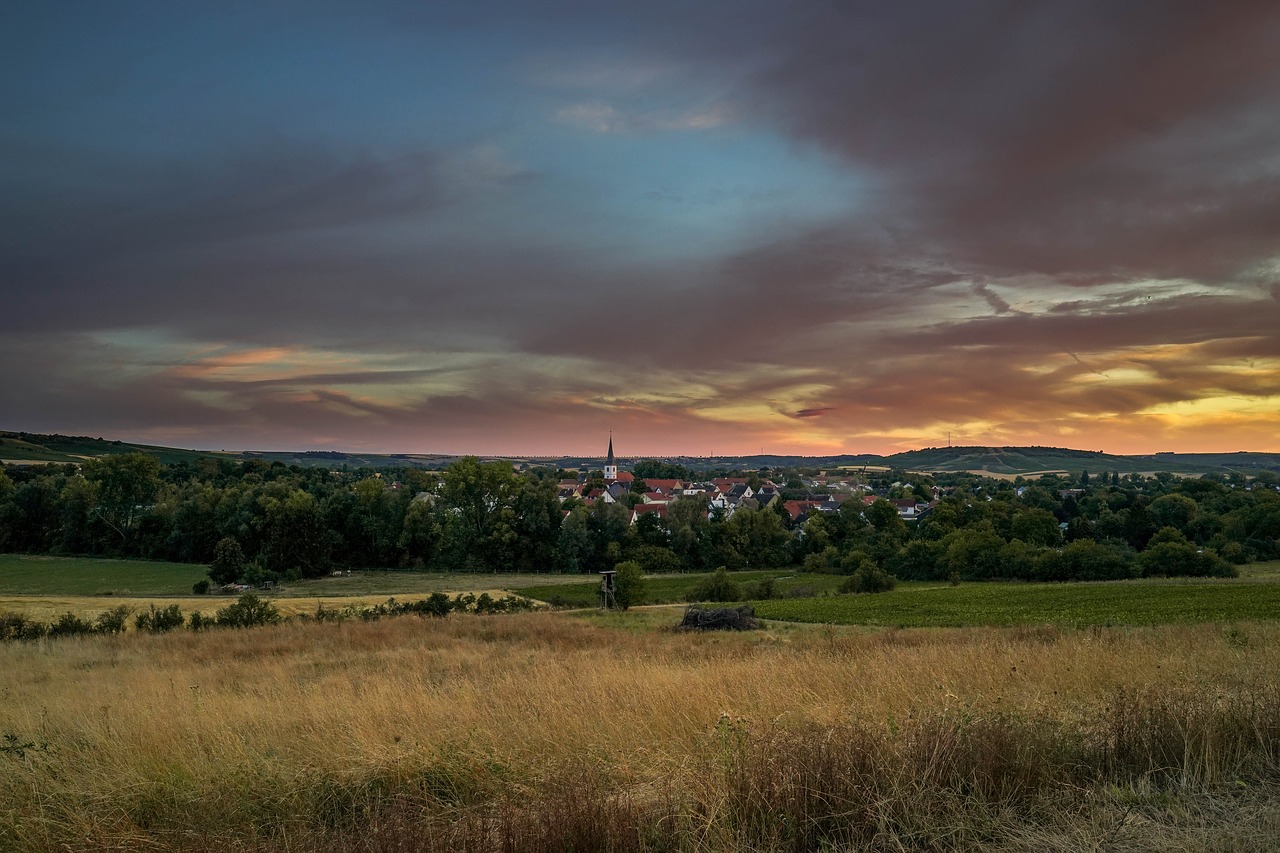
[[0, 554, 595, 600], [0, 555, 209, 596], [3, 613, 1280, 851]]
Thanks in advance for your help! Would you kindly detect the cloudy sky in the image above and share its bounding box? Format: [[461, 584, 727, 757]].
[[3, 1, 1279, 456]]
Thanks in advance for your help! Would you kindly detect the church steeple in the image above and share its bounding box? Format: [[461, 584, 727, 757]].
[[604, 432, 618, 481]]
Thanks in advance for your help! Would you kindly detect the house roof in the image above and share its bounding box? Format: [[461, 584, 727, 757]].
[[630, 504, 669, 522], [640, 478, 685, 492]]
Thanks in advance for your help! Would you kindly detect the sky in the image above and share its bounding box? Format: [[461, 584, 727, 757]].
[[3, 0, 1279, 457]]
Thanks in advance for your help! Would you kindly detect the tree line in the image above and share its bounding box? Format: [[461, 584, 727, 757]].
[[1, 454, 1278, 584]]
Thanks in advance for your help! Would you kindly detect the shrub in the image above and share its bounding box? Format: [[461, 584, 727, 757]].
[[94, 605, 131, 635], [48, 612, 94, 638], [192, 579, 210, 595], [687, 566, 741, 603], [187, 612, 213, 631], [802, 547, 841, 573], [135, 604, 185, 634], [421, 592, 453, 617], [742, 577, 778, 600], [215, 594, 281, 628], [839, 560, 897, 594], [613, 560, 646, 610], [0, 612, 47, 641]]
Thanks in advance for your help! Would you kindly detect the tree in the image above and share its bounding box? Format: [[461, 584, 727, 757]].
[[1010, 508, 1061, 547], [1148, 493, 1198, 533], [84, 453, 162, 548], [260, 489, 330, 576], [555, 507, 595, 573], [723, 507, 788, 568], [613, 560, 646, 610], [398, 499, 441, 568], [208, 536, 247, 585]]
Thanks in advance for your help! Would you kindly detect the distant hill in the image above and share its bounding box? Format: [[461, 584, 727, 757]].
[[3, 431, 1278, 477]]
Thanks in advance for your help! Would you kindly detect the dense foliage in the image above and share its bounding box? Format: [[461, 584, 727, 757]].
[[2, 455, 1277, 585]]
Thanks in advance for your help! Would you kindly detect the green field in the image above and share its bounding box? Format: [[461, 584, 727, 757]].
[[0, 555, 209, 596], [753, 579, 1280, 627], [512, 570, 846, 607]]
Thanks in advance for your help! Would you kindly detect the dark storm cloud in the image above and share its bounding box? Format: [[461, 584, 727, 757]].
[[741, 1, 1280, 280]]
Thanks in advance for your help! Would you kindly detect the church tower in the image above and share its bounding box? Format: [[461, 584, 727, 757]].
[[603, 433, 618, 481]]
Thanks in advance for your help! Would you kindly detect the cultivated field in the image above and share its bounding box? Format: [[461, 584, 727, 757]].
[[754, 578, 1280, 627], [3, 613, 1279, 851]]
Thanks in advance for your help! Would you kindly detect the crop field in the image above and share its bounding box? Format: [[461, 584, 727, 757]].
[[754, 578, 1280, 627], [3, 613, 1280, 851]]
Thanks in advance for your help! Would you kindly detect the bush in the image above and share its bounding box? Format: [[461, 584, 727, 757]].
[[135, 604, 185, 633], [215, 594, 281, 628], [93, 605, 131, 635], [613, 560, 646, 610], [48, 612, 94, 638], [742, 577, 778, 600], [839, 560, 897, 594], [0, 612, 47, 641], [802, 547, 841, 573], [687, 567, 741, 603], [192, 579, 210, 595], [187, 612, 213, 631]]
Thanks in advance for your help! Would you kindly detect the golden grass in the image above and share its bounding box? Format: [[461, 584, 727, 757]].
[[2, 614, 1279, 851]]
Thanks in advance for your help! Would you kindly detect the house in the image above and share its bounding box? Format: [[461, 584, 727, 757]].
[[630, 504, 669, 524]]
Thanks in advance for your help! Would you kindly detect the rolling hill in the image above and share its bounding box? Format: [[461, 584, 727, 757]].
[[3, 430, 1278, 477]]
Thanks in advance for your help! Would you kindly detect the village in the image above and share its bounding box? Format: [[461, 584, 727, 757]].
[[553, 437, 942, 526]]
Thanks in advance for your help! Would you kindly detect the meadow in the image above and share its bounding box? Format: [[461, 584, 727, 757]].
[[3, 612, 1280, 851]]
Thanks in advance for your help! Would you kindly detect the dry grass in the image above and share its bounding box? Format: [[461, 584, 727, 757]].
[[2, 614, 1279, 851]]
